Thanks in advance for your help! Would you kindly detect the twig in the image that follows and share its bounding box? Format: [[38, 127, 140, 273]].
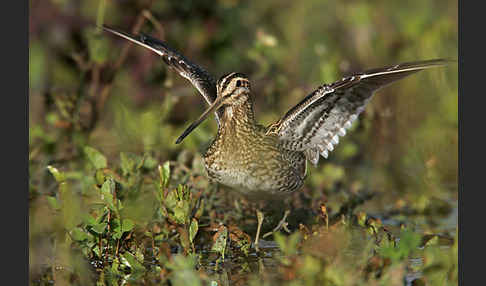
[[262, 210, 291, 238]]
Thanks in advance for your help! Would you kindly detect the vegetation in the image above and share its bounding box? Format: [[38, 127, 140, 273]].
[[30, 0, 457, 285]]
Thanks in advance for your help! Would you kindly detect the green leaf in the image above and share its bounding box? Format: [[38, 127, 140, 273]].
[[159, 161, 171, 189], [274, 232, 286, 252], [91, 223, 107, 234], [96, 210, 109, 224], [176, 184, 187, 201], [189, 218, 198, 243], [93, 245, 101, 258], [47, 165, 65, 182], [399, 230, 422, 252], [111, 257, 120, 274], [95, 169, 105, 185], [211, 225, 228, 259], [112, 218, 134, 239], [378, 230, 421, 263], [356, 212, 367, 227], [121, 252, 145, 273], [46, 196, 60, 210], [162, 187, 191, 225], [84, 146, 107, 169], [120, 152, 137, 176], [288, 232, 301, 254], [154, 233, 167, 241], [100, 179, 116, 211], [164, 190, 177, 210], [112, 219, 123, 239], [122, 219, 135, 233], [143, 154, 158, 170], [194, 198, 205, 219], [173, 201, 190, 225], [83, 213, 97, 226], [275, 232, 300, 256]]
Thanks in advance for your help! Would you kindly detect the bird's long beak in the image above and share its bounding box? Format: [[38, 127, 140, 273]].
[[175, 96, 225, 144], [102, 25, 163, 56]]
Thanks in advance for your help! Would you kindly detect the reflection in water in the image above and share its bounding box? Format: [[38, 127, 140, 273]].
[[202, 240, 281, 286]]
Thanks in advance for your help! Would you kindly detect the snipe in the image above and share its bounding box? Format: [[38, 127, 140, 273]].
[[103, 26, 450, 250]]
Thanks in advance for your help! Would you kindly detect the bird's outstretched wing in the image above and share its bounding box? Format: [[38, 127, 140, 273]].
[[102, 25, 221, 122], [266, 59, 450, 166]]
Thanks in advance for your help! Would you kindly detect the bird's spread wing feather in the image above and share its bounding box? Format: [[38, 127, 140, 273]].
[[102, 26, 221, 122], [266, 59, 450, 166]]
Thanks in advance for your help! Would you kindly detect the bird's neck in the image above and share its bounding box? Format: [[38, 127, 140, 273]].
[[219, 98, 256, 132]]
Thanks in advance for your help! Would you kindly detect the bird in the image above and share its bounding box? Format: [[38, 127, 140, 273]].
[[102, 25, 450, 250]]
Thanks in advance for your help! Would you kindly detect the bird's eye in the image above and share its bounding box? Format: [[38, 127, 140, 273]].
[[236, 80, 242, 87]]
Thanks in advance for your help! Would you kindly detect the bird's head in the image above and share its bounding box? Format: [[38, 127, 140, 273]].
[[175, 72, 251, 144], [216, 72, 251, 106]]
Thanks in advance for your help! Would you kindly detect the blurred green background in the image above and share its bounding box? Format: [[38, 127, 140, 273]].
[[29, 0, 457, 285]]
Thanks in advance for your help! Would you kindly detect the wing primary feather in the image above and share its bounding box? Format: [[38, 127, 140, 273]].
[[270, 59, 452, 164], [102, 25, 221, 122]]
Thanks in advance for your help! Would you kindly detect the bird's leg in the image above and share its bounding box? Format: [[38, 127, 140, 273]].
[[262, 209, 291, 239], [254, 209, 264, 252]]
